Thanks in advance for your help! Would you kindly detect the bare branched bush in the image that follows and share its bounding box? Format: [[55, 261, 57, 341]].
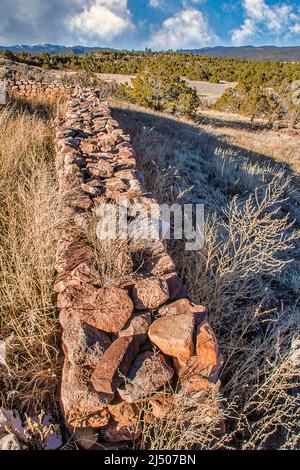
[[136, 387, 227, 450]]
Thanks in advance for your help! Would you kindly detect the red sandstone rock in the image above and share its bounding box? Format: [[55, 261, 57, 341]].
[[61, 359, 112, 429], [118, 148, 135, 159], [68, 194, 93, 211], [87, 161, 114, 178], [54, 274, 81, 293], [58, 285, 133, 333], [149, 394, 174, 419], [81, 142, 99, 154], [196, 321, 219, 368], [119, 312, 152, 338], [132, 278, 169, 310], [118, 352, 174, 403], [114, 251, 133, 274], [108, 401, 140, 429], [159, 298, 207, 319], [55, 241, 93, 274], [70, 262, 99, 285], [160, 272, 189, 300], [174, 322, 222, 394], [144, 253, 176, 277], [91, 337, 140, 395], [148, 313, 195, 360], [62, 315, 111, 367], [80, 183, 103, 197]]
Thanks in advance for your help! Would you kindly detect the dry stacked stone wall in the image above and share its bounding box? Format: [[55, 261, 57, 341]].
[[55, 87, 223, 445], [2, 70, 71, 98], [3, 72, 223, 446]]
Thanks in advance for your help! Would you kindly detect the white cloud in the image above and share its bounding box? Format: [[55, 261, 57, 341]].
[[232, 18, 257, 44], [149, 8, 218, 50], [67, 0, 134, 40], [291, 23, 300, 34], [232, 0, 300, 45], [149, 0, 204, 8], [149, 0, 163, 7]]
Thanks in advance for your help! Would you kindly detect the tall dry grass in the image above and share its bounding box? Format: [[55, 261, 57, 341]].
[[0, 96, 61, 416], [112, 101, 300, 450]]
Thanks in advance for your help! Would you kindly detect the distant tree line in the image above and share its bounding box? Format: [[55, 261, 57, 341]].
[[1, 49, 299, 125]]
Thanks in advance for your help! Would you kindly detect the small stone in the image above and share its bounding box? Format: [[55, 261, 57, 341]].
[[159, 298, 207, 318], [149, 314, 195, 360], [87, 161, 114, 178], [80, 183, 103, 196], [55, 241, 93, 274], [54, 274, 81, 293], [0, 434, 21, 450], [114, 251, 133, 274], [70, 262, 99, 285], [74, 429, 99, 450], [81, 142, 99, 154], [59, 137, 81, 148], [84, 177, 103, 188], [62, 315, 111, 367], [144, 253, 176, 276], [68, 195, 93, 211], [176, 321, 222, 395], [61, 359, 111, 428], [118, 352, 174, 403], [105, 177, 128, 193], [91, 337, 140, 395], [100, 418, 141, 442], [108, 402, 140, 429], [132, 278, 169, 310], [161, 273, 190, 301], [149, 395, 174, 419], [119, 312, 152, 338], [196, 321, 219, 369]]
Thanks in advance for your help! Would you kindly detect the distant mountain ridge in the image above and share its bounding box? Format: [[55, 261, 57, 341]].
[[0, 44, 300, 61], [186, 46, 300, 61], [0, 44, 110, 55]]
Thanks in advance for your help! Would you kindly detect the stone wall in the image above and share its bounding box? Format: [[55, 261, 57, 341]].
[[55, 87, 223, 448], [2, 69, 71, 98]]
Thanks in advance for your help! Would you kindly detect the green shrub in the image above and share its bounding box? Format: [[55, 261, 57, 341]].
[[116, 64, 200, 117]]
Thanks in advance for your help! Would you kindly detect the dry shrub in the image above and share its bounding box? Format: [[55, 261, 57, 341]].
[[85, 213, 167, 287], [137, 388, 226, 450], [111, 102, 300, 450], [0, 97, 60, 416]]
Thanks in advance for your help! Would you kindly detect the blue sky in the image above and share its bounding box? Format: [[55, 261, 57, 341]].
[[0, 0, 300, 49]]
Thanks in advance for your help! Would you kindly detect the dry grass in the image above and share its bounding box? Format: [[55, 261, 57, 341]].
[[200, 119, 300, 174], [0, 95, 61, 417], [137, 387, 226, 450], [111, 100, 300, 450]]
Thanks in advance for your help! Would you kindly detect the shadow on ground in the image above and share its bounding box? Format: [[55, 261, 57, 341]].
[[111, 104, 299, 193]]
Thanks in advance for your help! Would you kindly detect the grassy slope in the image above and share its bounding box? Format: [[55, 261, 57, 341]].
[[0, 96, 61, 418]]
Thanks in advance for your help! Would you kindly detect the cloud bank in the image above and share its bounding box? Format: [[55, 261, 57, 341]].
[[232, 0, 300, 45], [149, 8, 218, 49]]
